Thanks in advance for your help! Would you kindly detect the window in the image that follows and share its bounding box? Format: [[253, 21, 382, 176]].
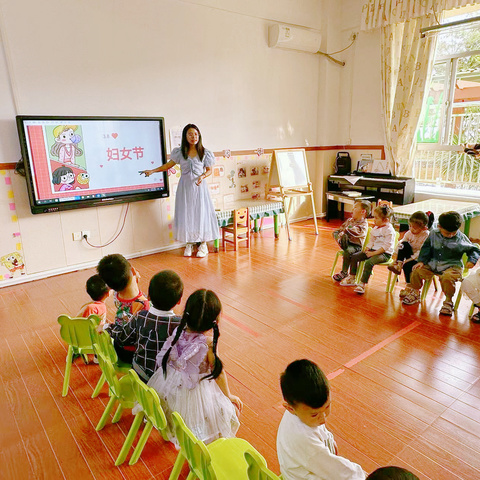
[[414, 7, 480, 194]]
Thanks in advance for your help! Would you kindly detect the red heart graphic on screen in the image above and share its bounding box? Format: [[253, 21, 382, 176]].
[[151, 161, 154, 164], [112, 133, 118, 139], [100, 165, 103, 168]]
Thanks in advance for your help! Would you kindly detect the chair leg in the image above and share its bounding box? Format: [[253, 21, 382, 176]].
[[62, 346, 74, 397], [386, 271, 392, 293], [420, 278, 432, 302], [91, 372, 106, 398], [112, 404, 125, 424], [330, 251, 342, 277], [469, 302, 475, 316], [453, 287, 463, 311], [129, 421, 153, 465], [96, 396, 117, 431], [169, 453, 186, 480], [355, 262, 364, 284], [115, 411, 145, 466]]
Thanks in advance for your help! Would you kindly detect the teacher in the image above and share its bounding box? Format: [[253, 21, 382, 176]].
[[140, 124, 219, 257]]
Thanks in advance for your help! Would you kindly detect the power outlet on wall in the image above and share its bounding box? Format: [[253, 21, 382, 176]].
[[72, 232, 82, 241], [81, 230, 91, 239]]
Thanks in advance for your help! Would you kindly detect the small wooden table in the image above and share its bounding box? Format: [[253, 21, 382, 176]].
[[325, 192, 375, 221], [214, 199, 284, 252], [393, 199, 480, 236]]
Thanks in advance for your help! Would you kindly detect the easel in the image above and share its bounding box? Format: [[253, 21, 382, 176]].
[[265, 149, 318, 241]]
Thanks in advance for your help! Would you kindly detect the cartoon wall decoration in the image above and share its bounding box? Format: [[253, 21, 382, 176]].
[[0, 170, 26, 282]]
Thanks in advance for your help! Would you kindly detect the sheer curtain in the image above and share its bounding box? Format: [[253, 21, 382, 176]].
[[361, 0, 480, 176]]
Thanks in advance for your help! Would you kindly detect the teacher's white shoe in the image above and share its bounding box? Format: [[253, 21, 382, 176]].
[[184, 243, 194, 257], [197, 242, 208, 258]]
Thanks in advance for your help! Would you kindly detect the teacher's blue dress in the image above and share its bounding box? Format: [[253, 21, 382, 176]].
[[171, 147, 219, 243]]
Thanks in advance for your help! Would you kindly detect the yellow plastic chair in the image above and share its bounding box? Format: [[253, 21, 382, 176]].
[[58, 314, 101, 397], [94, 348, 136, 431], [330, 227, 371, 278], [356, 231, 399, 291], [244, 449, 281, 480], [170, 411, 269, 480], [115, 370, 176, 468], [88, 318, 131, 398]]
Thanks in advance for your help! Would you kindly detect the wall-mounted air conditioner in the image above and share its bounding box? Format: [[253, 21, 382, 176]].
[[268, 24, 322, 54]]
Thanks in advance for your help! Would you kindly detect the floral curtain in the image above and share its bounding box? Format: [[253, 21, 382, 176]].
[[361, 0, 480, 31], [361, 0, 480, 176], [381, 14, 436, 176]]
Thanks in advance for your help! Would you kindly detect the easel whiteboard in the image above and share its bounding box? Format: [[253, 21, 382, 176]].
[[269, 149, 310, 188]]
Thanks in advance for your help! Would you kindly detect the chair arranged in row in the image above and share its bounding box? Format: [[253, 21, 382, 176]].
[[330, 227, 372, 278], [88, 317, 131, 398], [58, 314, 101, 397], [170, 411, 279, 480]]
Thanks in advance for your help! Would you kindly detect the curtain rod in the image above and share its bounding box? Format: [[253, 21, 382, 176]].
[[420, 15, 480, 37]]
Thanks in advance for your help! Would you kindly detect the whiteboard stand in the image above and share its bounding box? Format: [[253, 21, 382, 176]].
[[266, 149, 318, 241]]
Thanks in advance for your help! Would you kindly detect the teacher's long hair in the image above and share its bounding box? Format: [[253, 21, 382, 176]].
[[181, 123, 205, 161]]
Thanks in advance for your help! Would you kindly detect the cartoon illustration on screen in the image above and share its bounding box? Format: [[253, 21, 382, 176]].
[[52, 166, 76, 191], [50, 125, 83, 166], [1, 252, 25, 276]]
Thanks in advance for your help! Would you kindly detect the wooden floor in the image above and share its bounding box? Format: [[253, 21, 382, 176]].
[[1, 219, 480, 480]]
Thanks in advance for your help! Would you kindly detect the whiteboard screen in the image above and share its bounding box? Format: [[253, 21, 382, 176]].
[[274, 150, 309, 188]]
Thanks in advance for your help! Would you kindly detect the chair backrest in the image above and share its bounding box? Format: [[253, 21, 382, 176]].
[[361, 227, 372, 252], [234, 208, 249, 227], [95, 346, 122, 397], [88, 318, 119, 364], [128, 370, 167, 431], [244, 449, 281, 480], [58, 314, 100, 349], [376, 198, 393, 209], [171, 411, 215, 480]]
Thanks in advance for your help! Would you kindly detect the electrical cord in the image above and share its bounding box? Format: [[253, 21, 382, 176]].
[[316, 34, 357, 66], [82, 203, 130, 248]]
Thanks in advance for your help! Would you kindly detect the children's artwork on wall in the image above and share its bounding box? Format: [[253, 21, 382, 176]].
[[240, 185, 249, 193], [263, 166, 270, 175], [252, 180, 260, 189], [0, 170, 26, 282], [238, 167, 246, 178], [227, 170, 236, 188], [213, 165, 225, 177], [251, 193, 260, 200], [208, 183, 220, 195], [251, 167, 259, 176]]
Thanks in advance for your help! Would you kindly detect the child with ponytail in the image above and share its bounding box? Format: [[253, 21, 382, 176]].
[[147, 289, 242, 446]]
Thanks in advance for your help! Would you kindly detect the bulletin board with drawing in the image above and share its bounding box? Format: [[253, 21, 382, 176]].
[[266, 149, 318, 240]]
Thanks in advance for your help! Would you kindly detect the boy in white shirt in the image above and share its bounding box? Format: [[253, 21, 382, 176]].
[[277, 359, 366, 480]]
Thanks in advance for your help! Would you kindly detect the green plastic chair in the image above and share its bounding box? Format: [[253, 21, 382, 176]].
[[88, 318, 131, 398], [244, 449, 281, 480], [58, 314, 101, 397], [94, 347, 136, 431], [115, 370, 176, 467], [356, 231, 400, 291], [330, 227, 371, 278], [170, 411, 268, 480]]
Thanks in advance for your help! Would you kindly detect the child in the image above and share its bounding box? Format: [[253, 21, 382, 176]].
[[140, 124, 219, 257], [340, 204, 396, 295], [97, 254, 149, 362], [277, 359, 366, 480], [76, 274, 109, 324], [387, 211, 434, 297], [332, 200, 371, 282], [146, 289, 242, 446], [402, 211, 480, 316], [461, 269, 480, 323], [367, 466, 419, 480], [107, 270, 183, 381]]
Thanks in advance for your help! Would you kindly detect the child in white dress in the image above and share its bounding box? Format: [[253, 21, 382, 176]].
[[140, 124, 219, 258], [147, 289, 242, 446]]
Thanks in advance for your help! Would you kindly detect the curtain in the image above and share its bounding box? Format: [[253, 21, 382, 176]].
[[361, 0, 480, 176], [361, 0, 480, 31], [381, 14, 437, 176]]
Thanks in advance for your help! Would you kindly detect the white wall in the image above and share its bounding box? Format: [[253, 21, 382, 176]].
[[1, 0, 351, 282]]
